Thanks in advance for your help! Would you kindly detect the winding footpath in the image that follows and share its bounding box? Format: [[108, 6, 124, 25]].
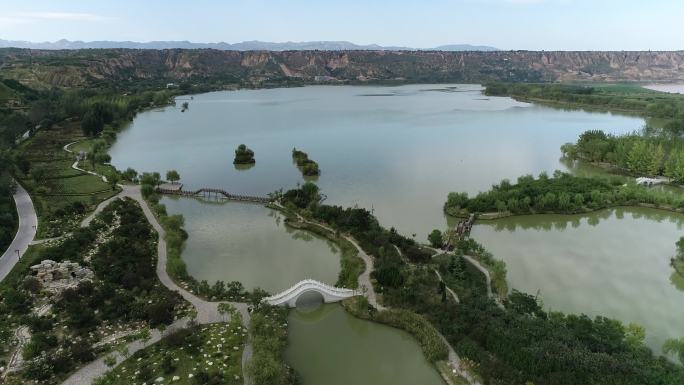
[[62, 184, 251, 385], [0, 181, 37, 282], [283, 210, 482, 384], [276, 205, 386, 311], [64, 141, 108, 182], [433, 269, 460, 304], [427, 246, 496, 301]]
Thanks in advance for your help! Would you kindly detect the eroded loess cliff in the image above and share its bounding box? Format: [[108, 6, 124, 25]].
[[0, 48, 682, 89]]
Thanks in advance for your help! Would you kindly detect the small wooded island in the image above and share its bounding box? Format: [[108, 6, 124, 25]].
[[292, 148, 320, 176], [233, 144, 255, 164]]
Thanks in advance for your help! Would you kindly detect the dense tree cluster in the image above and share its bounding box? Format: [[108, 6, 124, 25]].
[[446, 171, 684, 218], [292, 148, 320, 176], [282, 182, 431, 291], [282, 182, 684, 385], [445, 172, 626, 215], [0, 198, 185, 384], [374, 256, 684, 385], [233, 144, 255, 164], [563, 129, 684, 181]]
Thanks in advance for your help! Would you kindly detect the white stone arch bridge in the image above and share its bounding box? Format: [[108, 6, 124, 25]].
[[263, 279, 358, 308]]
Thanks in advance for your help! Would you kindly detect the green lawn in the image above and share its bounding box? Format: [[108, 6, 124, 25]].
[[95, 321, 246, 385], [16, 123, 119, 238]]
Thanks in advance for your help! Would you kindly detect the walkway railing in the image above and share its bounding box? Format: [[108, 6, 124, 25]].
[[157, 187, 271, 203], [263, 279, 356, 305]]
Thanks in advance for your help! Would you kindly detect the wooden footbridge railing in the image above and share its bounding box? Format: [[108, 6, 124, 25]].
[[156, 187, 271, 203]]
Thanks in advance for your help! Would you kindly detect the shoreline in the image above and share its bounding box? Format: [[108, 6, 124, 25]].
[[449, 202, 684, 222]]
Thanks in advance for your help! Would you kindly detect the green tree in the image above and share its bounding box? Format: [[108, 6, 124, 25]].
[[166, 169, 180, 184], [665, 150, 684, 183], [428, 229, 443, 248], [648, 144, 664, 175], [81, 109, 104, 136]]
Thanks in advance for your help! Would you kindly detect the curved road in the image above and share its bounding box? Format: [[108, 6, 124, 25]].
[[0, 181, 37, 282]]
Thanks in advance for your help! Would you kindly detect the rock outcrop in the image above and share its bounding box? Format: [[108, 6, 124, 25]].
[[29, 259, 94, 293]]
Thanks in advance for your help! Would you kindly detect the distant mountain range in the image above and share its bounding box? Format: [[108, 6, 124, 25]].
[[0, 39, 499, 52]]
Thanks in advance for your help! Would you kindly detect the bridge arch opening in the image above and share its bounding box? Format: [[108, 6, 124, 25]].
[[294, 290, 325, 309]]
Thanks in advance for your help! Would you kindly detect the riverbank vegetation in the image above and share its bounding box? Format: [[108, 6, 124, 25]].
[[445, 171, 684, 217], [94, 320, 246, 385], [141, 178, 268, 303], [562, 129, 684, 181], [0, 198, 189, 384], [292, 148, 320, 176], [247, 305, 297, 385], [344, 297, 448, 363], [0, 76, 175, 239], [15, 123, 119, 238], [282, 217, 363, 288], [233, 144, 255, 164], [281, 183, 432, 289], [282, 182, 684, 385], [485, 83, 684, 130]]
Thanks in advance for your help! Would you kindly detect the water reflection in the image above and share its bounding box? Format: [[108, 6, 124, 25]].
[[161, 197, 342, 293], [483, 207, 684, 232], [234, 163, 256, 171], [286, 305, 444, 385], [109, 84, 644, 238], [471, 206, 684, 353], [672, 272, 684, 292]]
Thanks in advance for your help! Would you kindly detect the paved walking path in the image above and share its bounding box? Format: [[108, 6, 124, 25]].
[[279, 208, 483, 383], [63, 184, 252, 385], [64, 141, 108, 182], [276, 205, 386, 311], [0, 181, 37, 283], [427, 246, 497, 301], [433, 269, 460, 304], [61, 317, 193, 385]]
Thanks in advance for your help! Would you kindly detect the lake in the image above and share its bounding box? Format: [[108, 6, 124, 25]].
[[285, 304, 445, 385], [471, 207, 684, 352], [110, 84, 643, 239], [108, 84, 683, 358], [160, 196, 341, 293], [644, 84, 684, 94]]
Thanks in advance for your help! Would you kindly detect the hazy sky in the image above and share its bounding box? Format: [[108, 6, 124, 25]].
[[0, 0, 682, 50]]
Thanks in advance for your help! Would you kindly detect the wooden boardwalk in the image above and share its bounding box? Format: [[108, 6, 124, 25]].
[[157, 187, 271, 203]]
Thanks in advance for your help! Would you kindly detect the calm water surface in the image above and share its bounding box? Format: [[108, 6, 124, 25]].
[[285, 304, 445, 385], [110, 84, 643, 238], [644, 84, 684, 94], [471, 207, 684, 352], [160, 196, 341, 293], [109, 84, 684, 356]]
